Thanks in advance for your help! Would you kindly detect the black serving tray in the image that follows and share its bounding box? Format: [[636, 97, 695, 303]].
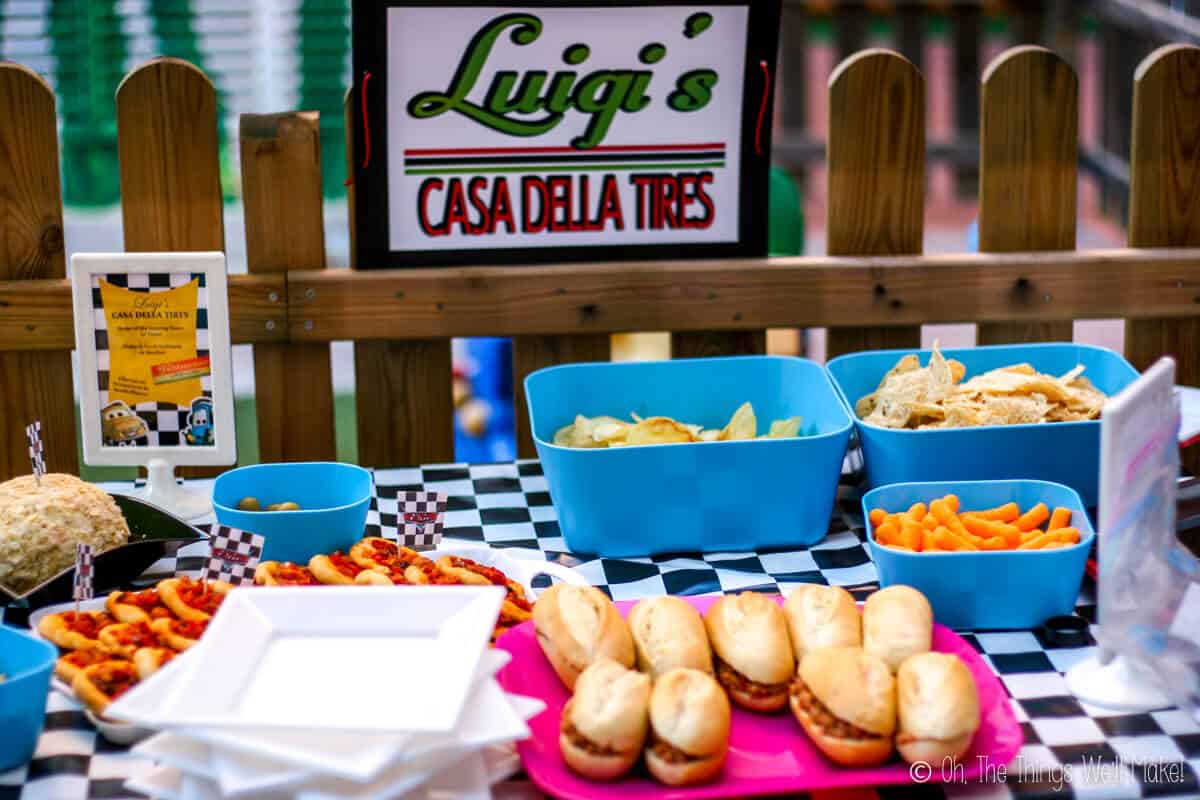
[[0, 493, 208, 609]]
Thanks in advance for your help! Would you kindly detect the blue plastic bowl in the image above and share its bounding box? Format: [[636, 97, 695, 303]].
[[526, 356, 853, 557], [827, 343, 1139, 505], [862, 480, 1095, 630], [212, 462, 373, 564], [0, 625, 57, 770]]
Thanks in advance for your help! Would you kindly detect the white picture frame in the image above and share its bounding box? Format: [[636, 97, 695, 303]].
[[71, 252, 236, 516]]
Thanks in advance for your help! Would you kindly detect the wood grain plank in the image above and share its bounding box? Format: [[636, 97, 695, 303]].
[[117, 58, 225, 476], [343, 92, 453, 467], [513, 334, 611, 458], [116, 58, 224, 252], [285, 248, 1200, 341], [241, 112, 336, 463], [0, 274, 285, 351], [826, 49, 925, 357], [1125, 44, 1200, 475], [670, 330, 767, 359], [0, 63, 76, 480], [977, 46, 1078, 345]]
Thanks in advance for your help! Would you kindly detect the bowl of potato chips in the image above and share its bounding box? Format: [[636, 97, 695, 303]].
[[826, 343, 1139, 505], [525, 356, 853, 557]]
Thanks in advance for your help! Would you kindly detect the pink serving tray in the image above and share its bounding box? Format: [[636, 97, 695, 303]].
[[497, 594, 1022, 799]]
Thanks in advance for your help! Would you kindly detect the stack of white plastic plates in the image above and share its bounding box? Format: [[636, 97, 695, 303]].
[[108, 586, 544, 799]]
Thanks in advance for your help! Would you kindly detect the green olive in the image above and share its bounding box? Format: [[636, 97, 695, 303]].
[[236, 496, 261, 511]]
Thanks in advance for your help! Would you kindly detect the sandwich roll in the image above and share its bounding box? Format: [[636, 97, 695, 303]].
[[704, 592, 794, 712], [862, 585, 933, 672], [645, 668, 731, 786], [628, 596, 713, 678], [896, 652, 980, 765], [533, 584, 634, 690], [782, 584, 862, 661], [559, 659, 651, 780], [790, 647, 896, 767]]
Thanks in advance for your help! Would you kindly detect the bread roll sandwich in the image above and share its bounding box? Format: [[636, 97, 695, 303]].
[[862, 585, 933, 672], [704, 592, 794, 711], [896, 652, 980, 765], [628, 596, 712, 678], [646, 668, 731, 785], [782, 584, 861, 661], [789, 647, 896, 767], [559, 659, 651, 780], [533, 584, 634, 690]]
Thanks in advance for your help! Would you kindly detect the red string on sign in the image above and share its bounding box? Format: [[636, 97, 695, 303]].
[[344, 71, 373, 186], [754, 60, 771, 157]]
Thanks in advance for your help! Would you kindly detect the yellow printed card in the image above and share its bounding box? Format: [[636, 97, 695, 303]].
[[100, 278, 207, 407]]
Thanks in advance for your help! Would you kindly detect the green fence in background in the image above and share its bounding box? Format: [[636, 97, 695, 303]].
[[0, 0, 351, 205]]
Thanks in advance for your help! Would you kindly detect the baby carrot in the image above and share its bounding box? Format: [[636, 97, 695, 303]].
[[919, 526, 940, 551], [869, 508, 887, 527], [935, 526, 979, 551], [906, 502, 927, 522], [1018, 529, 1059, 550], [900, 521, 923, 551], [922, 514, 939, 531], [973, 502, 1020, 523], [874, 521, 898, 545], [1048, 507, 1073, 531], [1052, 527, 1081, 545], [979, 535, 1008, 550], [944, 494, 960, 513], [1039, 541, 1069, 550], [1015, 503, 1050, 532], [961, 514, 1020, 544]]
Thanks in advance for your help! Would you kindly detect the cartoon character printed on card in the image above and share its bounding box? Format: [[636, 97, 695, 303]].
[[100, 400, 148, 446], [184, 397, 214, 446]]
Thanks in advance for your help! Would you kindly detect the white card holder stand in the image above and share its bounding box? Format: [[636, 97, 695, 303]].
[[1067, 357, 1200, 719], [132, 457, 213, 521]]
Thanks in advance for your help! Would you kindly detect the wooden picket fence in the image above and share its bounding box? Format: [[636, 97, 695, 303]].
[[1, 43, 1199, 482]]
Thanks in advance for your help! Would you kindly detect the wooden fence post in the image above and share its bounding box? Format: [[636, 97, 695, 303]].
[[1125, 44, 1200, 473], [241, 112, 337, 462], [0, 64, 76, 480], [344, 95, 454, 468], [825, 49, 925, 358], [513, 334, 610, 458], [116, 58, 226, 476], [977, 45, 1077, 346]]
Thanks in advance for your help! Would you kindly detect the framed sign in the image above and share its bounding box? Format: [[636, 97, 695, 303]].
[[352, 0, 781, 268], [70, 253, 236, 516]]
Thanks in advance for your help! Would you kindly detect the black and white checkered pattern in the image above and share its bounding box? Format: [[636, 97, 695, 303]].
[[92, 272, 213, 448], [202, 527, 264, 586], [391, 491, 447, 550], [3, 461, 1198, 800], [25, 421, 45, 479], [72, 544, 94, 602]]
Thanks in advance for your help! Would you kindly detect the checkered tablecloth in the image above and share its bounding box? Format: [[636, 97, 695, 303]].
[[2, 461, 1198, 800]]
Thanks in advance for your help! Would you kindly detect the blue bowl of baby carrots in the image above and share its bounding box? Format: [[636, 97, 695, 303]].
[[861, 480, 1095, 630]]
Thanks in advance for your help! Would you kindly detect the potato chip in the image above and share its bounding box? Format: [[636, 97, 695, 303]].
[[720, 402, 757, 441], [857, 342, 1107, 430], [763, 417, 803, 438], [553, 403, 805, 448], [625, 416, 698, 445]]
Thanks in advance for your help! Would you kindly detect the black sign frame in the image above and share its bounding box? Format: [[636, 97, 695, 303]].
[[351, 0, 782, 268]]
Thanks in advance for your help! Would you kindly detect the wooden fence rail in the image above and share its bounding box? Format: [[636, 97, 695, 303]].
[[0, 41, 1198, 479]]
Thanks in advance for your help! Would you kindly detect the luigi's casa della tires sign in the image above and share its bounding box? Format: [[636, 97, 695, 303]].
[[352, 1, 781, 267]]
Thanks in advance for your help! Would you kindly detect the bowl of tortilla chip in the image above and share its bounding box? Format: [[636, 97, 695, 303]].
[[826, 343, 1138, 505]]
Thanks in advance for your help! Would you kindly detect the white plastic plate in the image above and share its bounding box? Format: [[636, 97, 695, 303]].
[[156, 586, 503, 732]]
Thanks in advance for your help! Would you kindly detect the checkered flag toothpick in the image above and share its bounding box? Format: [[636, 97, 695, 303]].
[[26, 421, 45, 483], [73, 544, 94, 602], [204, 526, 265, 585], [393, 491, 448, 550]]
